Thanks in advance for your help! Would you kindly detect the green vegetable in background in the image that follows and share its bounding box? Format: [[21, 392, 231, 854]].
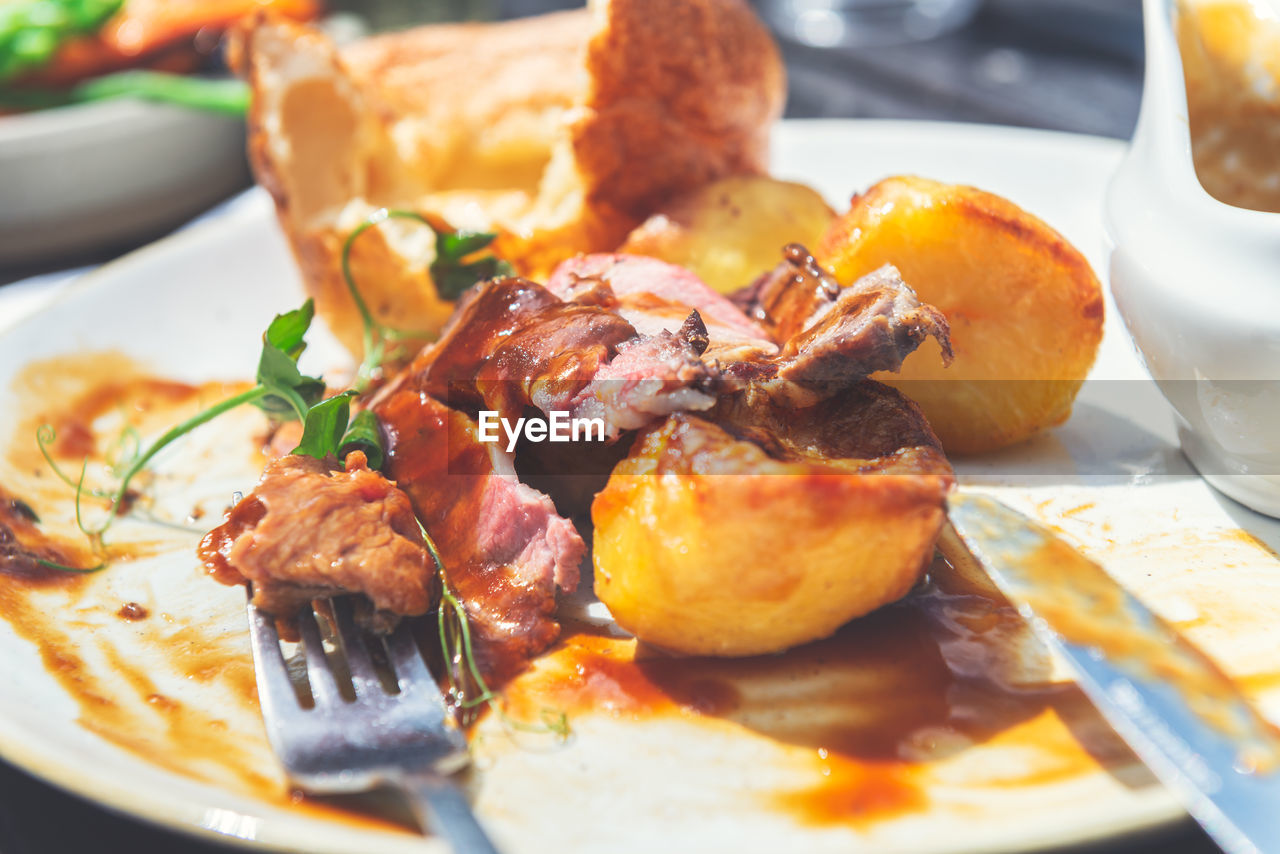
[[0, 0, 252, 116], [0, 70, 251, 114], [0, 0, 124, 83]]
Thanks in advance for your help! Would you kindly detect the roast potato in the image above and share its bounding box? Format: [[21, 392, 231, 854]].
[[235, 0, 784, 355], [592, 382, 953, 657], [617, 176, 835, 293], [816, 176, 1104, 454]]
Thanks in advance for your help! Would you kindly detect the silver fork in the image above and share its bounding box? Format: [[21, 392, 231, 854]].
[[245, 593, 502, 853]]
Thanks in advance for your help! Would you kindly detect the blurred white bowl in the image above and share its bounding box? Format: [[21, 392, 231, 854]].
[[0, 98, 249, 267], [1107, 0, 1280, 517]]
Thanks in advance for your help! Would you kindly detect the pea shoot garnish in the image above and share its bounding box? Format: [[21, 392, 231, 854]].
[[341, 208, 512, 391], [36, 298, 386, 567], [431, 228, 513, 302], [34, 204, 509, 566]]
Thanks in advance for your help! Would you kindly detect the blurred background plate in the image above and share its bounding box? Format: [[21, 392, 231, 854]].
[[0, 98, 249, 268]]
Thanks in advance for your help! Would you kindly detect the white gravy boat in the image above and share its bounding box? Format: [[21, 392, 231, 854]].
[[1107, 0, 1280, 517]]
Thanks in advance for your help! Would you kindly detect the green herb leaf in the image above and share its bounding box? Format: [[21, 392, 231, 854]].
[[265, 298, 314, 358], [338, 409, 385, 470], [255, 301, 326, 421], [340, 209, 444, 392], [430, 231, 512, 300], [432, 256, 514, 301], [436, 230, 498, 261], [35, 294, 348, 575], [292, 392, 356, 462]]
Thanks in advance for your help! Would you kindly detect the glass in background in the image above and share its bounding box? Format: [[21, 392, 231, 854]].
[[326, 0, 496, 31]]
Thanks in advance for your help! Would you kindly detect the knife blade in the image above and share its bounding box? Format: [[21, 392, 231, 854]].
[[946, 492, 1280, 854]]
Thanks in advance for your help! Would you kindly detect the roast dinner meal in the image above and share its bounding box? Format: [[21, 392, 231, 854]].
[[216, 0, 1104, 668], [0, 0, 1172, 844]]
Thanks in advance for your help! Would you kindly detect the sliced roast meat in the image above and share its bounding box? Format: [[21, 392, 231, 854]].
[[563, 326, 720, 432], [198, 450, 437, 631], [376, 387, 586, 684], [411, 276, 718, 438], [546, 250, 950, 408], [548, 254, 773, 344], [709, 379, 953, 478]]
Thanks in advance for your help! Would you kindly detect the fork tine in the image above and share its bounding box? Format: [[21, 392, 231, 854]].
[[245, 598, 305, 714], [330, 597, 381, 698], [387, 621, 436, 691], [296, 605, 343, 708]]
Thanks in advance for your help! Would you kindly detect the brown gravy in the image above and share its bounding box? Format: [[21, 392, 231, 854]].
[[1178, 0, 1280, 212], [0, 353, 413, 835], [998, 531, 1280, 771], [4, 353, 1258, 837], [500, 559, 1140, 827]]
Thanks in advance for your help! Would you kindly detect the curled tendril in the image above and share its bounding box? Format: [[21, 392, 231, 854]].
[[31, 458, 107, 573], [340, 209, 442, 392], [104, 425, 142, 473], [36, 424, 112, 499], [36, 424, 81, 491], [418, 518, 569, 739]]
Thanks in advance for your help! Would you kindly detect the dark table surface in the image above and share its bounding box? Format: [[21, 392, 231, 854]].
[[0, 1, 1227, 852]]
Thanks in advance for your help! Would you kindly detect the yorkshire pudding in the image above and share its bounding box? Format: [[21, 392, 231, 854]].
[[234, 0, 784, 355]]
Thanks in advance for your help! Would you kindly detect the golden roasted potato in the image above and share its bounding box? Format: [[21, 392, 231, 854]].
[[816, 176, 1104, 454], [592, 383, 953, 657], [235, 0, 784, 354], [617, 176, 835, 293]]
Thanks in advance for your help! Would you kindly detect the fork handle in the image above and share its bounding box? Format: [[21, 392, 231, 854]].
[[400, 771, 502, 854]]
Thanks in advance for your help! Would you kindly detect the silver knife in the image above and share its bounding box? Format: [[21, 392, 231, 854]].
[[947, 492, 1280, 854]]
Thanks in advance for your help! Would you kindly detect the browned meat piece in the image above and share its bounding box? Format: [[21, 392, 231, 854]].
[[198, 451, 437, 629], [739, 244, 952, 365], [772, 264, 951, 381], [734, 242, 843, 341], [411, 276, 718, 437], [724, 246, 952, 404], [376, 387, 586, 685], [710, 379, 953, 477]]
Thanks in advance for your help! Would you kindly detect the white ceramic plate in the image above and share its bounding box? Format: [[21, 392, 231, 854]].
[[2, 120, 1280, 854]]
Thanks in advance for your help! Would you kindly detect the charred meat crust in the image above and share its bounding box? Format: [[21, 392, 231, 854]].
[[414, 276, 719, 438]]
